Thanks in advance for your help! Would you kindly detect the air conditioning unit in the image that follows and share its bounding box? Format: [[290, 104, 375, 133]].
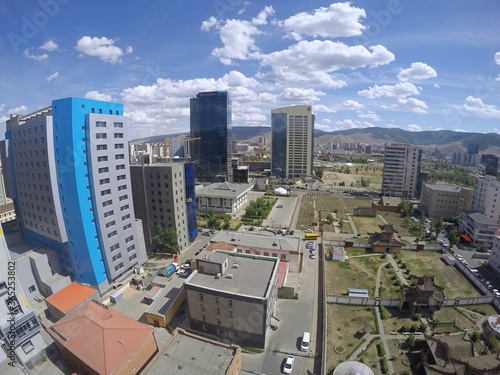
[[226, 274, 233, 279], [215, 273, 221, 279]]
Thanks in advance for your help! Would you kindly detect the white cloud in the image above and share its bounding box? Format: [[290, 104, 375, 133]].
[[238, 1, 251, 15], [282, 2, 366, 40], [201, 16, 219, 31], [279, 87, 325, 102], [335, 119, 374, 129], [252, 6, 274, 26], [39, 40, 59, 51], [495, 51, 500, 65], [397, 97, 428, 114], [342, 100, 364, 109], [433, 83, 440, 89], [8, 105, 28, 115], [407, 124, 422, 132], [259, 40, 394, 87], [462, 96, 500, 118], [75, 36, 132, 63], [358, 111, 380, 121], [46, 72, 59, 82], [314, 104, 337, 113], [358, 82, 419, 99], [398, 62, 437, 81], [496, 75, 500, 82], [85, 90, 113, 102], [23, 49, 48, 61]]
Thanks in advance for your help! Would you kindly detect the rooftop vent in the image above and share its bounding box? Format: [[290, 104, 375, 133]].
[[225, 274, 233, 279], [272, 241, 277, 246], [232, 263, 239, 269], [215, 273, 221, 279]]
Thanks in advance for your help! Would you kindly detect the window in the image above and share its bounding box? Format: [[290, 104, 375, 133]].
[[21, 340, 34, 354], [104, 210, 114, 218], [99, 178, 110, 185], [103, 199, 112, 207], [28, 285, 36, 293], [97, 145, 107, 151], [112, 253, 122, 261], [101, 189, 111, 196], [116, 164, 125, 170], [123, 223, 132, 230], [96, 121, 106, 128], [114, 122, 123, 128], [117, 174, 126, 181], [122, 214, 130, 221], [96, 133, 107, 139], [119, 194, 128, 201], [228, 300, 233, 308], [228, 311, 233, 318], [115, 154, 124, 160], [115, 143, 124, 149], [114, 132, 124, 138], [215, 297, 220, 305], [114, 262, 123, 271], [200, 304, 205, 312], [199, 293, 204, 301], [129, 254, 137, 262], [118, 185, 127, 191], [127, 244, 135, 252], [215, 308, 220, 315], [125, 235, 133, 243], [97, 156, 108, 162], [98, 167, 109, 173], [108, 230, 117, 238], [120, 204, 129, 211], [110, 243, 120, 251], [105, 220, 115, 228]]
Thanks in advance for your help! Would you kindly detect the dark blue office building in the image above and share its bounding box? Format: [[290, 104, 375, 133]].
[[190, 91, 232, 181]]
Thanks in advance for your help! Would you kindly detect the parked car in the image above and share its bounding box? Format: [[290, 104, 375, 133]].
[[289, 230, 294, 235], [177, 269, 188, 277], [283, 355, 294, 374], [202, 232, 210, 236], [309, 252, 316, 259], [304, 229, 313, 233], [181, 263, 192, 270]]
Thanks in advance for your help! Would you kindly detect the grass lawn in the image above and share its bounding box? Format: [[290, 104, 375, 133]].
[[433, 305, 496, 333], [351, 216, 384, 234], [326, 304, 378, 373], [382, 307, 420, 334], [379, 265, 402, 299], [378, 211, 412, 237], [355, 337, 382, 374], [400, 251, 481, 298], [322, 168, 383, 192]]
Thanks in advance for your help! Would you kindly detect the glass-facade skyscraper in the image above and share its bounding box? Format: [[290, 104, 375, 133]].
[[190, 91, 232, 181]]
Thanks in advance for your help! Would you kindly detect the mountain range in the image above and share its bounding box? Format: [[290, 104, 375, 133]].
[[132, 127, 500, 155]]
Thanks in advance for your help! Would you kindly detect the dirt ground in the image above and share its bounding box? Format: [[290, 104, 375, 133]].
[[322, 167, 383, 192]]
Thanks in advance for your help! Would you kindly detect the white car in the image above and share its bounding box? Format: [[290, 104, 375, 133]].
[[283, 355, 294, 374], [176, 269, 188, 277], [304, 229, 313, 233]]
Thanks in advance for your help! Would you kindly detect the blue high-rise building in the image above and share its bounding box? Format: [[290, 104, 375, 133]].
[[190, 91, 232, 181], [2, 98, 146, 294]]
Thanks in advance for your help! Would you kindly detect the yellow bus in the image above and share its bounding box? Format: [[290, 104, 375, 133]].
[[304, 233, 319, 240]]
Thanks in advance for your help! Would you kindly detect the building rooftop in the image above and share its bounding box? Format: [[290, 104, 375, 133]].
[[424, 184, 471, 192], [462, 210, 497, 226], [186, 251, 278, 298], [48, 300, 154, 375], [146, 328, 239, 375], [45, 282, 97, 314], [196, 182, 253, 198], [145, 278, 185, 317], [211, 231, 300, 252]]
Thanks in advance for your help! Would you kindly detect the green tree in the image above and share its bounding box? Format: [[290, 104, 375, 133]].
[[405, 333, 416, 347], [314, 167, 324, 179], [449, 227, 460, 246], [401, 199, 414, 217], [326, 213, 334, 224], [152, 226, 180, 254]]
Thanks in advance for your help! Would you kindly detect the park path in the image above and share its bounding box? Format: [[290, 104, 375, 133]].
[[387, 254, 409, 286]]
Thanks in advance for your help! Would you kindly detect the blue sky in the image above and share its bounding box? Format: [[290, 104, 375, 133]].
[[1, 0, 500, 139]]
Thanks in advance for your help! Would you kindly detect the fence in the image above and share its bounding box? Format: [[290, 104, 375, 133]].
[[324, 240, 443, 252], [326, 295, 400, 307]]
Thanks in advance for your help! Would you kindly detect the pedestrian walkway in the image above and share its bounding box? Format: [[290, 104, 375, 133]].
[[387, 254, 409, 286], [345, 214, 358, 236]]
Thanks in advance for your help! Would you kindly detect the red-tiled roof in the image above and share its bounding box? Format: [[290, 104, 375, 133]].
[[277, 261, 288, 288], [45, 282, 97, 313], [48, 300, 154, 375]]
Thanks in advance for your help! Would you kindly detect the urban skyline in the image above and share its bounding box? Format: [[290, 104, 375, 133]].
[[1, 1, 500, 139]]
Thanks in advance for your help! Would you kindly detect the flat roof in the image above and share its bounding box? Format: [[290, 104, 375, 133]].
[[463, 210, 497, 225], [146, 278, 185, 316], [186, 251, 277, 298], [146, 330, 237, 375], [212, 230, 300, 252], [196, 181, 253, 198], [425, 184, 471, 192], [45, 282, 97, 313]]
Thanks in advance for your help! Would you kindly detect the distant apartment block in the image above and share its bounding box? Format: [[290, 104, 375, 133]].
[[1, 98, 147, 294], [271, 105, 314, 178], [458, 211, 498, 250], [184, 251, 279, 348], [483, 154, 499, 177], [381, 143, 422, 199], [419, 184, 473, 219], [0, 223, 47, 368], [190, 91, 232, 181], [488, 236, 500, 274], [130, 162, 197, 251], [196, 181, 253, 215], [471, 175, 500, 225]]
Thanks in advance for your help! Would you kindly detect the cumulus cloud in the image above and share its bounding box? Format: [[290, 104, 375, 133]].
[[495, 51, 500, 65], [398, 62, 437, 81], [282, 2, 366, 40], [462, 96, 500, 118], [46, 72, 59, 82], [75, 36, 133, 63], [342, 100, 364, 109], [335, 119, 374, 129], [358, 82, 419, 99], [252, 6, 274, 26], [8, 105, 28, 115], [397, 97, 428, 114], [85, 90, 113, 102], [358, 111, 380, 121], [259, 40, 394, 87], [279, 87, 325, 102], [23, 49, 48, 61], [433, 83, 440, 89], [407, 124, 423, 132], [314, 104, 337, 113], [201, 16, 219, 31], [39, 40, 59, 51]]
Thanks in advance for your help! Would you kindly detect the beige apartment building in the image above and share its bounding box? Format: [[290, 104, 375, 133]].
[[419, 184, 473, 219], [381, 143, 422, 199]]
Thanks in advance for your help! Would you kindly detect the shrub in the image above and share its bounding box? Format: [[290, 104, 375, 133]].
[[377, 343, 385, 357], [380, 305, 389, 320], [401, 324, 410, 332], [419, 322, 428, 332], [470, 331, 480, 342], [410, 323, 420, 332], [381, 358, 389, 374], [413, 313, 422, 321]]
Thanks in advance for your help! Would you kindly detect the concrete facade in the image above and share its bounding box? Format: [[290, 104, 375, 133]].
[[271, 105, 314, 179], [381, 143, 422, 199], [130, 163, 189, 250], [419, 183, 473, 219], [459, 211, 498, 250], [196, 181, 253, 214], [184, 251, 279, 348], [489, 236, 500, 274], [472, 175, 500, 225]]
